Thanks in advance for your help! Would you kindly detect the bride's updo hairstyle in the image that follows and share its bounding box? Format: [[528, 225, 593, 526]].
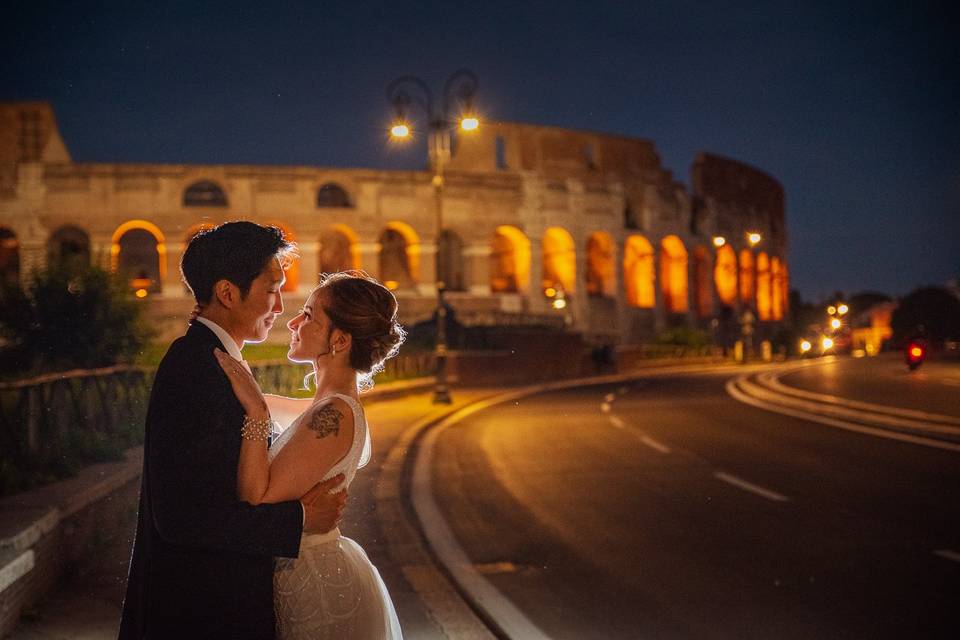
[[317, 270, 406, 387]]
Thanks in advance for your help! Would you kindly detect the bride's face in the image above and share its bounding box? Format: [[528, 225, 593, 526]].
[[286, 289, 332, 365]]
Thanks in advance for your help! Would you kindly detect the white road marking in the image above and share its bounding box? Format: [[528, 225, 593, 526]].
[[714, 471, 790, 502], [608, 415, 626, 429], [638, 434, 671, 454], [604, 393, 616, 403], [934, 549, 960, 563], [600, 402, 611, 413], [726, 377, 960, 454]]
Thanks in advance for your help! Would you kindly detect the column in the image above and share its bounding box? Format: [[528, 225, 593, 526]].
[[463, 243, 492, 296]]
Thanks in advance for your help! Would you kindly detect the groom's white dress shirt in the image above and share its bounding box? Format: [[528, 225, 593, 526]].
[[194, 315, 306, 526]]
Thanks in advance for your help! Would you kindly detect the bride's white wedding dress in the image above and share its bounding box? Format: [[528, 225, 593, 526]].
[[269, 393, 402, 639]]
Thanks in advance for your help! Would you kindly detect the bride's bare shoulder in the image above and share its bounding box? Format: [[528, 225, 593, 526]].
[[300, 396, 355, 441]]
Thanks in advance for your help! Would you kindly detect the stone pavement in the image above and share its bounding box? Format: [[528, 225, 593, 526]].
[[6, 384, 493, 640]]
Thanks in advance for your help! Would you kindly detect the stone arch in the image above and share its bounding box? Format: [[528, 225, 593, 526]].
[[438, 229, 465, 292], [623, 234, 655, 308], [265, 222, 299, 292], [0, 226, 20, 286], [112, 220, 166, 293], [756, 252, 771, 320], [771, 256, 783, 320], [490, 225, 530, 293], [585, 231, 615, 297], [183, 180, 228, 207], [739, 249, 755, 305], [659, 235, 688, 313], [542, 226, 576, 295], [47, 225, 91, 271], [714, 244, 737, 307], [319, 224, 359, 274], [316, 183, 352, 208], [379, 222, 420, 290], [692, 245, 712, 318]]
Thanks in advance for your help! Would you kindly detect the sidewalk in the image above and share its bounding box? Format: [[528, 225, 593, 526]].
[[3, 383, 492, 639]]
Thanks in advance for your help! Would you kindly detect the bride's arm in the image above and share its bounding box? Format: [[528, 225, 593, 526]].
[[214, 349, 352, 505]]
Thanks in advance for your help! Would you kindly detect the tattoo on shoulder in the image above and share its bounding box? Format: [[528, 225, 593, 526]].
[[308, 404, 342, 440]]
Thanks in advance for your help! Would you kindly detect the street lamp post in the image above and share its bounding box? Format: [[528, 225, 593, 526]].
[[387, 69, 480, 404]]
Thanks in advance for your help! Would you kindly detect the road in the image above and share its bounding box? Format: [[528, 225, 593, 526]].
[[423, 358, 960, 639]]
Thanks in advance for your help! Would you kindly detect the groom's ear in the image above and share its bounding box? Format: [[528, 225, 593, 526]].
[[212, 279, 241, 309]]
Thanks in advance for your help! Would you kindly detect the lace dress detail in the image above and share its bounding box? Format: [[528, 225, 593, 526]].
[[269, 394, 401, 639]]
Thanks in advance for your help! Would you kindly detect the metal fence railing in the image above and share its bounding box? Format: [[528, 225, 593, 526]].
[[250, 350, 435, 395]]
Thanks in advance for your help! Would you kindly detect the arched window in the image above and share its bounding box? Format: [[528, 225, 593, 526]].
[[490, 226, 530, 293], [623, 235, 655, 308], [379, 223, 419, 290], [184, 181, 228, 207], [714, 244, 737, 307], [0, 227, 20, 287], [542, 227, 576, 295], [756, 252, 771, 320], [47, 225, 91, 271], [659, 235, 688, 313], [692, 245, 712, 318], [739, 249, 755, 305], [771, 257, 783, 320], [586, 232, 615, 297], [113, 221, 165, 294], [320, 225, 359, 274], [317, 183, 352, 208], [438, 230, 465, 292]]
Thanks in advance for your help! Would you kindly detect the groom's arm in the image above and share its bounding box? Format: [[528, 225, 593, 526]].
[[147, 349, 304, 558]]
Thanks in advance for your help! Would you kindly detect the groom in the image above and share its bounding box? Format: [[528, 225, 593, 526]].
[[119, 221, 346, 638]]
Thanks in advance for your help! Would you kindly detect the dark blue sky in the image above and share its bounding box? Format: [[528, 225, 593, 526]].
[[3, 0, 957, 301]]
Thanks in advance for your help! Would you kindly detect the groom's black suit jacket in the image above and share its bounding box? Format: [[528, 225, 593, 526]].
[[119, 322, 303, 639]]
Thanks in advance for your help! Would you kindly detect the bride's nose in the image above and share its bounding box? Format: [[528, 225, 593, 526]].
[[287, 316, 300, 331]]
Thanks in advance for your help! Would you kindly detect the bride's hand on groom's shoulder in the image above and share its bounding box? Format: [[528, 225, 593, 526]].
[[214, 348, 269, 419]]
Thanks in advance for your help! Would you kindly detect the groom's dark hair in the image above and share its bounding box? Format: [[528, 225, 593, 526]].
[[181, 221, 297, 305]]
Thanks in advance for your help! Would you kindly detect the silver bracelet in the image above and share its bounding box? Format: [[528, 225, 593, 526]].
[[240, 415, 273, 441]]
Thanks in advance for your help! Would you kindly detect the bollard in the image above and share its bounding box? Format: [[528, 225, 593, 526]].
[[761, 340, 772, 362], [734, 340, 744, 363]]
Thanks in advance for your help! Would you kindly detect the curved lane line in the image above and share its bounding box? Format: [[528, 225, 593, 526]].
[[758, 369, 960, 426], [714, 471, 789, 502], [725, 376, 960, 453]]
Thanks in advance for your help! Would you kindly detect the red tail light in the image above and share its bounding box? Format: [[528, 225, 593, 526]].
[[908, 344, 925, 361]]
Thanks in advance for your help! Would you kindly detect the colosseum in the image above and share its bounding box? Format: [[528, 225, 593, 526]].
[[0, 101, 787, 345]]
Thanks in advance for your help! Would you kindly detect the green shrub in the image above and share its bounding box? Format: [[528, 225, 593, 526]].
[[656, 326, 711, 348], [0, 263, 153, 375]]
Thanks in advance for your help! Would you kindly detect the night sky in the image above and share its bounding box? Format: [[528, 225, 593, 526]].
[[3, 0, 957, 301]]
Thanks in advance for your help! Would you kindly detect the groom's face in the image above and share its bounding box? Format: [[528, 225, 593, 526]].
[[233, 257, 285, 344]]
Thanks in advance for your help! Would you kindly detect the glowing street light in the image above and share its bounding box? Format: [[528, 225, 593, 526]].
[[386, 69, 480, 405], [827, 305, 837, 315], [837, 303, 849, 316], [712, 236, 726, 248], [747, 232, 762, 246], [830, 318, 842, 330], [800, 339, 812, 354], [821, 336, 834, 351]]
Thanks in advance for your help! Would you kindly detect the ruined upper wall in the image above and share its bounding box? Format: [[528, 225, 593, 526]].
[[0, 102, 71, 195], [448, 121, 664, 179]]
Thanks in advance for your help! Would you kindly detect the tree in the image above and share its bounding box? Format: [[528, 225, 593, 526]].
[[0, 263, 153, 374], [891, 286, 960, 346]]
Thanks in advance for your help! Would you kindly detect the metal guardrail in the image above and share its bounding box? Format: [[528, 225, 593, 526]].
[[0, 351, 435, 494]]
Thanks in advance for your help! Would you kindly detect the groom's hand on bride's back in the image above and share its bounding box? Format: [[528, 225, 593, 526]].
[[301, 474, 348, 534]]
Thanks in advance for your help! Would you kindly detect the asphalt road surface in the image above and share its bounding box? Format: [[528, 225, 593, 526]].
[[426, 359, 960, 639]]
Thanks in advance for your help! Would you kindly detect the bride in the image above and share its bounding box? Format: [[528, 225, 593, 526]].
[[214, 270, 404, 639]]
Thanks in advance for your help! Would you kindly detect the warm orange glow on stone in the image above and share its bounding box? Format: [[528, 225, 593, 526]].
[[623, 235, 655, 308], [692, 245, 712, 318], [756, 252, 771, 320], [739, 249, 754, 305], [586, 231, 615, 297], [771, 256, 783, 320], [490, 225, 530, 293], [714, 244, 737, 306], [542, 227, 576, 294], [659, 235, 688, 313]]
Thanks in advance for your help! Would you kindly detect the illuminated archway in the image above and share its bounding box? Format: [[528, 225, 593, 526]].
[[714, 244, 737, 307], [379, 222, 420, 290], [265, 222, 299, 292], [0, 227, 19, 286], [623, 234, 655, 308], [780, 264, 790, 316], [659, 235, 688, 313], [586, 231, 615, 297], [320, 224, 359, 274], [438, 229, 465, 291], [692, 245, 712, 318], [490, 225, 530, 293], [47, 225, 90, 271], [756, 252, 771, 320], [542, 226, 576, 295], [771, 256, 783, 320], [739, 249, 754, 305], [112, 220, 166, 293]]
